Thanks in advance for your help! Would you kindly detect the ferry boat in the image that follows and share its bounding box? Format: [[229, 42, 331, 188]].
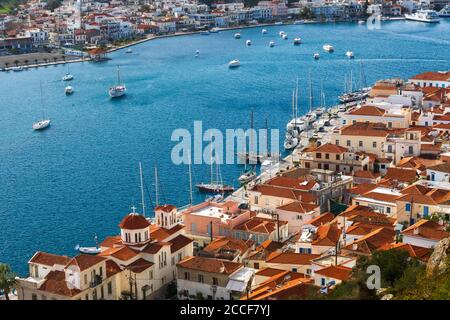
[[346, 51, 354, 59], [109, 66, 126, 98], [228, 59, 240, 68], [246, 40, 252, 46], [269, 41, 275, 47], [234, 33, 241, 39], [65, 86, 74, 95], [323, 44, 334, 52], [405, 10, 440, 23], [314, 53, 320, 60], [293, 38, 301, 45], [439, 5, 450, 17]]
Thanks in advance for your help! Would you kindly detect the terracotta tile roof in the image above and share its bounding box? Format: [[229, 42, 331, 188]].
[[420, 143, 442, 153], [342, 227, 396, 255], [142, 242, 168, 254], [266, 252, 319, 265], [154, 204, 176, 212], [255, 267, 288, 278], [348, 105, 386, 117], [150, 224, 184, 242], [385, 168, 417, 184], [315, 265, 352, 281], [39, 271, 81, 297], [251, 184, 317, 203], [339, 122, 391, 137], [265, 176, 319, 191], [257, 239, 284, 252], [65, 254, 106, 271], [428, 162, 450, 174], [410, 71, 450, 81], [354, 170, 380, 179], [304, 212, 335, 227], [99, 235, 122, 248], [360, 190, 402, 203], [401, 219, 450, 241], [203, 237, 250, 255], [277, 201, 319, 214], [105, 260, 122, 277], [99, 246, 139, 261], [233, 216, 287, 235], [177, 256, 243, 275], [310, 143, 348, 154], [169, 234, 193, 253], [396, 193, 437, 205], [126, 258, 154, 273], [349, 183, 378, 195], [118, 213, 150, 230], [312, 223, 341, 246], [378, 242, 432, 262], [29, 251, 71, 267]]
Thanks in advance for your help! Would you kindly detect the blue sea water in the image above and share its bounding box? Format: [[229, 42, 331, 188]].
[[1, 20, 449, 275]]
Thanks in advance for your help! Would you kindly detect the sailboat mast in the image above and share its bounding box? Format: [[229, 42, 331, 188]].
[[154, 166, 159, 207], [39, 81, 45, 119], [188, 162, 193, 206], [117, 66, 121, 85], [139, 162, 146, 217]]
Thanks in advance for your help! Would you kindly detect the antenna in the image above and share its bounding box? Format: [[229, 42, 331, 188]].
[[139, 162, 146, 217]]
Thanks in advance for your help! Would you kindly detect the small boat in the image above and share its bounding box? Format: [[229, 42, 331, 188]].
[[294, 20, 305, 25], [293, 38, 301, 45], [196, 183, 234, 193], [405, 10, 440, 23], [65, 86, 74, 95], [358, 20, 365, 25], [11, 66, 24, 72], [269, 41, 275, 47], [33, 119, 51, 130], [125, 48, 132, 53], [210, 28, 220, 33], [195, 49, 200, 57], [279, 31, 285, 37], [238, 167, 256, 184], [200, 31, 210, 35], [62, 73, 73, 81], [314, 53, 320, 60], [109, 66, 126, 98], [284, 137, 298, 150], [282, 34, 288, 40], [234, 33, 241, 39], [274, 21, 283, 25], [323, 44, 334, 52], [206, 194, 224, 202], [262, 29, 268, 34], [346, 51, 354, 59], [246, 40, 252, 46], [75, 244, 101, 255], [228, 59, 240, 68]]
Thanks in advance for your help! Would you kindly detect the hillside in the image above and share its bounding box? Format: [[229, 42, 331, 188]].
[[0, 0, 19, 14]]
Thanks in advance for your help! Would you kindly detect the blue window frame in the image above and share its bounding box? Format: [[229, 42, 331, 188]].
[[405, 203, 411, 212], [321, 278, 326, 286], [424, 206, 429, 217]]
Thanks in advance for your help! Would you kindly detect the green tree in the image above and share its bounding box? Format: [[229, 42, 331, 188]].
[[0, 263, 17, 301]]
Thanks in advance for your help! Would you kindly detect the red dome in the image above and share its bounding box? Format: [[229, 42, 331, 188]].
[[119, 213, 150, 230]]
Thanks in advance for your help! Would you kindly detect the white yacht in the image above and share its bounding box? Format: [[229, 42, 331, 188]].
[[228, 59, 240, 68], [438, 5, 450, 17], [346, 51, 354, 59], [314, 53, 320, 60], [405, 10, 440, 23], [109, 66, 126, 98], [323, 44, 334, 52], [62, 65, 73, 81], [293, 38, 301, 45], [246, 40, 252, 46], [284, 137, 298, 150], [65, 86, 73, 95], [262, 29, 268, 34], [33, 119, 51, 130], [234, 33, 241, 39], [269, 41, 275, 47]]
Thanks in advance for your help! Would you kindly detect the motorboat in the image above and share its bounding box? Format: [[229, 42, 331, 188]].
[[234, 33, 241, 39], [195, 49, 200, 57], [323, 44, 334, 52], [65, 86, 74, 95], [109, 66, 126, 98], [405, 10, 440, 23], [284, 137, 298, 150], [11, 66, 24, 72], [246, 40, 252, 46], [346, 51, 354, 59], [33, 119, 51, 130], [293, 38, 301, 45], [274, 22, 283, 25], [269, 41, 275, 47], [228, 59, 240, 68], [358, 20, 365, 25], [282, 34, 288, 40], [75, 244, 101, 255], [314, 53, 320, 60], [439, 5, 450, 17], [279, 31, 285, 37], [294, 20, 305, 24], [205, 194, 224, 202], [62, 73, 73, 81], [262, 29, 268, 34], [210, 28, 220, 33]]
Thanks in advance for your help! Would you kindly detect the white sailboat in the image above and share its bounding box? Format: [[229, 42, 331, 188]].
[[228, 59, 240, 68], [75, 234, 101, 254], [196, 152, 234, 193], [33, 82, 51, 131], [62, 65, 73, 81], [109, 66, 126, 98]]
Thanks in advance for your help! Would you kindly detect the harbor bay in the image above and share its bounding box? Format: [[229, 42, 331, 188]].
[[1, 20, 450, 275]]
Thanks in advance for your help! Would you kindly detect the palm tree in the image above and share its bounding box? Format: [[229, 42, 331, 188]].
[[0, 263, 17, 301]]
